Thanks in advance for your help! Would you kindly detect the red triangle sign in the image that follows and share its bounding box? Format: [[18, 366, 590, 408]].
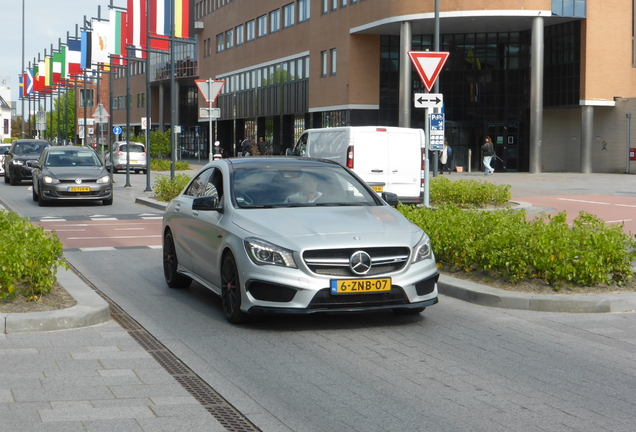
[[408, 51, 449, 92]]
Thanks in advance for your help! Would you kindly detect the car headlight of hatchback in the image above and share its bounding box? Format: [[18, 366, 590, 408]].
[[412, 233, 432, 263], [96, 175, 110, 184], [43, 176, 60, 184], [244, 237, 297, 268]]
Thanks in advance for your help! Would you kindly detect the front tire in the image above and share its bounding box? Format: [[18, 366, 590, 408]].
[[32, 184, 39, 201], [221, 253, 250, 324], [102, 196, 113, 205], [163, 230, 192, 288], [3, 171, 8, 183]]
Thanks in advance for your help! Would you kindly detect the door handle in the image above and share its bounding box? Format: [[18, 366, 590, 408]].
[[371, 169, 384, 173], [175, 203, 181, 212], [193, 210, 199, 217]]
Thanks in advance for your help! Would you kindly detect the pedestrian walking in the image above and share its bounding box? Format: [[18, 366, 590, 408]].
[[481, 136, 495, 175], [440, 139, 452, 174]]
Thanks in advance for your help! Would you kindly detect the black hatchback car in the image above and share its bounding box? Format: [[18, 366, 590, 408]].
[[3, 139, 52, 185]]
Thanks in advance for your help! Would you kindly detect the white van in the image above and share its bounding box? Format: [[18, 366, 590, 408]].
[[289, 126, 425, 204]]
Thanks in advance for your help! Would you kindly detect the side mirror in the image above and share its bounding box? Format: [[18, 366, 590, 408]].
[[381, 192, 399, 207], [27, 161, 39, 168], [192, 195, 223, 213]]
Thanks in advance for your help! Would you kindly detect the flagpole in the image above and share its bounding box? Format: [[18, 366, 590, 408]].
[[144, 0, 152, 192], [21, 0, 25, 138], [170, 0, 176, 180]]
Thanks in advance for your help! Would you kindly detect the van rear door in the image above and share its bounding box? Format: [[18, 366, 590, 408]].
[[353, 129, 390, 193], [386, 129, 423, 200]]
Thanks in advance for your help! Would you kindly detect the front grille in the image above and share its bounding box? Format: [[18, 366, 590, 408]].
[[246, 281, 296, 302], [303, 247, 410, 277], [308, 286, 408, 309]]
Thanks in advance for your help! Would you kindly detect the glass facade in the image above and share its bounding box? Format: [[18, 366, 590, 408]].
[[379, 22, 580, 172]]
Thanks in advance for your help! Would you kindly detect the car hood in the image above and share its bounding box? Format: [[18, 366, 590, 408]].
[[231, 205, 421, 246], [43, 166, 108, 179]]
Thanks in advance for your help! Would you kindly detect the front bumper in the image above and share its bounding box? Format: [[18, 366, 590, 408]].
[[40, 183, 112, 201], [11, 164, 35, 180], [240, 258, 440, 315]]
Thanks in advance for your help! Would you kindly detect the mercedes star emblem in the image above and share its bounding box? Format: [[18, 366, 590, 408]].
[[350, 251, 372, 275]]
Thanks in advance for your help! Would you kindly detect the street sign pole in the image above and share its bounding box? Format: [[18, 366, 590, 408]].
[[208, 81, 213, 163], [424, 107, 430, 207]]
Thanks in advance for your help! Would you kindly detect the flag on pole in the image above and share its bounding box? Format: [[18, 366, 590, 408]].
[[127, 0, 147, 58], [19, 74, 24, 99], [150, 0, 170, 51], [33, 63, 43, 92], [52, 50, 65, 84], [81, 31, 92, 70], [92, 20, 111, 65], [66, 38, 82, 77], [109, 9, 128, 65], [25, 69, 34, 96], [152, 0, 190, 41], [44, 57, 52, 87]]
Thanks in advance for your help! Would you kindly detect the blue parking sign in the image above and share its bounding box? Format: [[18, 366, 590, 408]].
[[430, 113, 445, 131]]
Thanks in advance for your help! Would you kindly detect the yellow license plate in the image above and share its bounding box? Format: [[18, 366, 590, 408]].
[[68, 187, 90, 192], [131, 160, 139, 164], [371, 186, 384, 192], [330, 278, 391, 294]]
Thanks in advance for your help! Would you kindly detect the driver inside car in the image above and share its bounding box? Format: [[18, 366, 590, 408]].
[[284, 173, 323, 203]]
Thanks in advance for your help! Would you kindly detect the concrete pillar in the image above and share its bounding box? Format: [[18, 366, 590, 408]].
[[529, 16, 544, 174], [399, 21, 412, 128], [581, 105, 593, 173]]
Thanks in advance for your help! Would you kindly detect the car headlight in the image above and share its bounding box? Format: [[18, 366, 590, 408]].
[[43, 176, 60, 184], [96, 175, 110, 184], [244, 237, 297, 268], [412, 233, 432, 263], [11, 160, 24, 165]]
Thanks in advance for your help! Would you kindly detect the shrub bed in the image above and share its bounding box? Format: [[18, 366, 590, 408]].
[[150, 159, 190, 172], [153, 173, 192, 202], [398, 204, 636, 288], [430, 176, 511, 208], [0, 211, 68, 301]]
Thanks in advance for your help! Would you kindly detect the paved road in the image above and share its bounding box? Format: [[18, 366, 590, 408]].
[[2, 167, 636, 432]]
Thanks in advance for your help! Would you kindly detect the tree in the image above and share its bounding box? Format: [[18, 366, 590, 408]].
[[44, 90, 76, 143]]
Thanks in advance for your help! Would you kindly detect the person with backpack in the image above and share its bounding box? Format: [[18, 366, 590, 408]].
[[481, 136, 495, 175]]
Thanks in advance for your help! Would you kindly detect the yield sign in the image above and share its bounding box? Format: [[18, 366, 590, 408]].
[[195, 79, 225, 105], [408, 51, 450, 92]]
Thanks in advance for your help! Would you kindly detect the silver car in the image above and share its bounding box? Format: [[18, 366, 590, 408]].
[[107, 141, 147, 174], [0, 143, 10, 175], [162, 157, 438, 324]]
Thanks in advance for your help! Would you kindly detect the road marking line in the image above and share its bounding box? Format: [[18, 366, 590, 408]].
[[615, 204, 636, 208], [558, 198, 610, 205], [90, 217, 118, 221], [114, 228, 146, 231], [67, 235, 162, 240], [148, 245, 162, 249], [79, 247, 117, 251], [141, 217, 163, 220], [607, 219, 633, 224]]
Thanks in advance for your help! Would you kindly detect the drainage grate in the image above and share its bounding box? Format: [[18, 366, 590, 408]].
[[70, 265, 261, 432]]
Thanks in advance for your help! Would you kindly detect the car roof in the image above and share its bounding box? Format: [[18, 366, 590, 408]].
[[12, 139, 51, 144], [43, 146, 96, 152], [226, 157, 342, 169]]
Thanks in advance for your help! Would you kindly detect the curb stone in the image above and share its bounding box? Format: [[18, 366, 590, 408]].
[[1, 266, 111, 334]]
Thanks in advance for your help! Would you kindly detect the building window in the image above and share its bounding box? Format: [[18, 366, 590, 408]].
[[330, 48, 337, 75], [216, 33, 224, 52], [246, 20, 255, 41], [236, 24, 244, 45], [283, 3, 295, 28], [552, 0, 586, 17], [257, 14, 268, 37], [270, 9, 280, 33], [226, 29, 234, 49], [332, 0, 337, 10], [298, 0, 310, 22], [322, 0, 328, 13], [80, 89, 94, 108], [321, 50, 327, 76], [341, 0, 347, 7]]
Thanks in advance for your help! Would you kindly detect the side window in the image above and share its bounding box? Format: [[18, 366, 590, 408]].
[[294, 133, 308, 156], [202, 168, 224, 201], [184, 169, 212, 197]]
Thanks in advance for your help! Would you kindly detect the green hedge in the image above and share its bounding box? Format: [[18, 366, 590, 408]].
[[430, 176, 511, 208], [153, 174, 192, 202], [0, 211, 68, 300], [398, 204, 636, 288], [150, 159, 190, 172]]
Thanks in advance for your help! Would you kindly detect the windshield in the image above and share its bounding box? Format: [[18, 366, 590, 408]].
[[232, 164, 379, 208], [45, 150, 102, 167], [13, 142, 49, 155], [119, 144, 145, 153]]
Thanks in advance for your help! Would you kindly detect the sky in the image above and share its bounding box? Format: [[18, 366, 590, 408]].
[[0, 0, 125, 114]]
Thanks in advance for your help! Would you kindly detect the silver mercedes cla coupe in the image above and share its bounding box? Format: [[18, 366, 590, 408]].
[[162, 157, 438, 324]]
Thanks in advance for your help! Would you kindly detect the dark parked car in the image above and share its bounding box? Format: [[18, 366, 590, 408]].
[[3, 139, 51, 185], [0, 143, 10, 176], [31, 146, 113, 206]]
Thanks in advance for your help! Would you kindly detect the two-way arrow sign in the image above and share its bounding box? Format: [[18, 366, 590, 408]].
[[414, 93, 444, 109]]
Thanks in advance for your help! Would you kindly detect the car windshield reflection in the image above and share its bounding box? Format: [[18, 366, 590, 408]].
[[232, 166, 378, 208], [45, 150, 102, 167]]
